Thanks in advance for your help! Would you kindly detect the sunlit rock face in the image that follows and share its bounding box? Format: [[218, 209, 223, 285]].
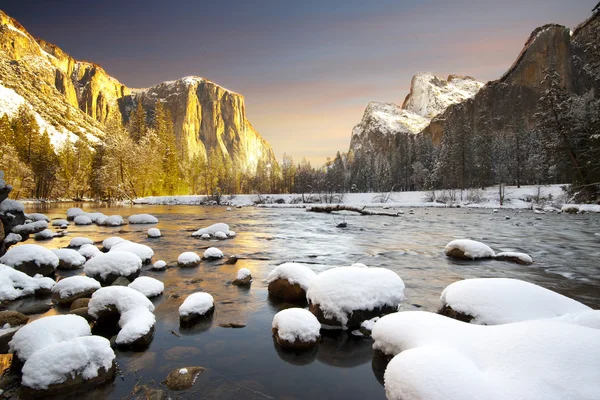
[[0, 10, 276, 174]]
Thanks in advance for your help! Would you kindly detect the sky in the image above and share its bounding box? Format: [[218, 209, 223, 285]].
[[1, 0, 596, 166]]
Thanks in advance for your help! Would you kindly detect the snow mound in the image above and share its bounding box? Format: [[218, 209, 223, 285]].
[[203, 247, 223, 259], [306, 266, 405, 327], [51, 276, 101, 300], [66, 208, 86, 220], [0, 199, 25, 213], [12, 220, 48, 235], [74, 215, 93, 225], [147, 228, 161, 238], [21, 335, 115, 390], [26, 213, 50, 222], [83, 251, 142, 280], [214, 231, 228, 240], [152, 260, 167, 270], [236, 268, 251, 280], [51, 219, 69, 227], [51, 249, 86, 269], [444, 239, 495, 259], [495, 251, 533, 264], [110, 241, 153, 263], [373, 311, 600, 400], [266, 263, 317, 291], [191, 223, 230, 237], [0, 244, 59, 269], [33, 229, 57, 240], [88, 286, 155, 345], [97, 215, 125, 226], [440, 278, 591, 325], [0, 264, 55, 301], [4, 233, 22, 245], [9, 315, 91, 362], [179, 292, 214, 317], [128, 214, 158, 224], [128, 277, 164, 298], [178, 252, 200, 266], [272, 308, 321, 344], [69, 237, 94, 248], [78, 244, 101, 259], [101, 236, 126, 250]]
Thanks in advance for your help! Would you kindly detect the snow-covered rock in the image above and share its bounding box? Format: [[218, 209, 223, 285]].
[[232, 268, 252, 286], [495, 251, 533, 265], [561, 204, 580, 214], [9, 314, 91, 362], [226, 230, 236, 238], [88, 286, 155, 348], [177, 252, 201, 268], [147, 228, 161, 238], [191, 223, 231, 238], [66, 208, 86, 221], [0, 264, 55, 301], [51, 249, 86, 270], [25, 213, 50, 222], [128, 214, 158, 224], [151, 260, 167, 271], [3, 232, 22, 245], [0, 244, 59, 277], [306, 266, 405, 328], [267, 262, 317, 302], [83, 212, 107, 224], [83, 251, 142, 285], [439, 278, 591, 325], [444, 239, 495, 260], [352, 102, 431, 139], [0, 199, 25, 214], [97, 215, 125, 227], [12, 220, 48, 236], [128, 277, 164, 298], [51, 276, 101, 305], [203, 247, 223, 259], [78, 244, 101, 260], [33, 229, 56, 240], [110, 241, 153, 263], [51, 219, 69, 227], [179, 292, 215, 323], [74, 215, 93, 225], [214, 231, 228, 240], [21, 335, 116, 392], [69, 237, 94, 248], [272, 308, 321, 350], [101, 236, 126, 251], [373, 311, 600, 400]]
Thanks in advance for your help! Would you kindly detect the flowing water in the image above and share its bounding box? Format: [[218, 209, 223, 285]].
[[3, 204, 600, 399]]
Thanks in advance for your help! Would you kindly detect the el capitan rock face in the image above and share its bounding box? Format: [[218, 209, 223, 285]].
[[0, 10, 276, 174]]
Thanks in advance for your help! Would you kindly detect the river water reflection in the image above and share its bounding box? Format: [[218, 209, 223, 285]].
[[9, 204, 600, 399]]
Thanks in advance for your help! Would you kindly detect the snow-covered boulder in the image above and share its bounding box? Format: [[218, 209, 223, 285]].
[[26, 213, 50, 222], [439, 278, 591, 325], [444, 239, 495, 260], [97, 215, 125, 227], [69, 237, 94, 248], [179, 292, 215, 324], [272, 308, 321, 350], [51, 219, 69, 228], [372, 311, 600, 400], [33, 229, 57, 241], [83, 251, 142, 285], [9, 314, 91, 363], [494, 251, 533, 265], [0, 244, 59, 277], [110, 241, 153, 263], [51, 276, 101, 306], [227, 230, 236, 238], [200, 233, 210, 240], [151, 260, 167, 271], [4, 232, 22, 245], [128, 277, 164, 298], [306, 266, 405, 328], [0, 264, 55, 301], [78, 244, 101, 260], [84, 213, 107, 224], [74, 215, 93, 226], [0, 199, 24, 214], [214, 231, 228, 240], [177, 252, 200, 268], [561, 204, 580, 214], [203, 247, 223, 260], [66, 208, 85, 221], [191, 223, 231, 239], [267, 263, 317, 303], [12, 220, 48, 236], [128, 214, 158, 224], [147, 228, 161, 238], [51, 249, 86, 270], [101, 236, 126, 251], [21, 335, 116, 395], [88, 286, 156, 349], [232, 268, 252, 286]]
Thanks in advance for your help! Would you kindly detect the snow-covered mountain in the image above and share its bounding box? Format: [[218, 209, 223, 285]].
[[0, 10, 276, 173]]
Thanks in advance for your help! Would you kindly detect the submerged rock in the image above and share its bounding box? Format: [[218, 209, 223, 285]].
[[165, 366, 204, 390]]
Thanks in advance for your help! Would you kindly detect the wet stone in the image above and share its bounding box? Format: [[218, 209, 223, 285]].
[[16, 302, 52, 316], [165, 366, 205, 390], [0, 310, 29, 326]]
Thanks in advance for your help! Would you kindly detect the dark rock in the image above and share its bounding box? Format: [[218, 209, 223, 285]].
[[13, 260, 55, 278], [309, 302, 397, 329], [232, 275, 252, 286], [180, 306, 215, 325], [272, 328, 318, 350], [16, 302, 52, 316], [495, 253, 533, 265], [0, 326, 20, 353], [87, 270, 139, 286], [52, 287, 97, 306], [0, 310, 29, 326], [70, 298, 91, 310], [165, 366, 204, 390], [70, 307, 94, 322], [130, 385, 168, 400], [438, 304, 474, 323], [268, 278, 307, 303], [116, 325, 154, 351], [224, 256, 238, 265], [218, 322, 246, 328]]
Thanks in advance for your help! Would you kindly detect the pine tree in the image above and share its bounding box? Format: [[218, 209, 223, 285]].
[[129, 101, 147, 143]]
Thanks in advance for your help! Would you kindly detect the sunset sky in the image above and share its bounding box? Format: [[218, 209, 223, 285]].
[[2, 0, 595, 166]]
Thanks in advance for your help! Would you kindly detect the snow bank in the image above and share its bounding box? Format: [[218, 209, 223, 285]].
[[110, 241, 153, 263], [203, 247, 223, 259], [444, 239, 495, 259], [0, 244, 59, 269], [128, 277, 164, 298], [51, 249, 86, 269], [128, 214, 158, 224], [51, 276, 101, 300], [191, 223, 230, 238], [21, 335, 115, 390], [266, 263, 317, 291], [69, 237, 93, 248], [9, 315, 91, 362], [373, 311, 600, 400], [88, 286, 155, 345], [179, 292, 214, 317], [272, 308, 321, 344], [101, 236, 126, 250], [147, 228, 161, 238], [83, 251, 142, 280], [306, 266, 405, 327], [0, 264, 55, 301], [440, 278, 591, 325], [78, 244, 101, 259], [74, 215, 93, 225]]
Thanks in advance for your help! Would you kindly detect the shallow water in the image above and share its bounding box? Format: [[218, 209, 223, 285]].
[[4, 204, 600, 399]]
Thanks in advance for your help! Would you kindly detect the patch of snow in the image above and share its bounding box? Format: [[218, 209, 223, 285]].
[[51, 219, 69, 227], [178, 252, 200, 264], [83, 251, 142, 280], [152, 260, 167, 269], [214, 231, 228, 240], [0, 244, 59, 269], [203, 247, 223, 259], [360, 316, 380, 332], [33, 229, 56, 240], [25, 213, 50, 222], [78, 244, 101, 259], [74, 215, 93, 225], [51, 249, 86, 268], [101, 236, 126, 250], [272, 308, 321, 343], [191, 223, 230, 237], [66, 208, 85, 220], [179, 292, 214, 317], [69, 237, 94, 248], [97, 215, 125, 226], [236, 268, 251, 280], [128, 214, 158, 224], [444, 239, 495, 259], [110, 241, 153, 262], [266, 262, 317, 291], [179, 368, 188, 375], [12, 220, 48, 235], [4, 233, 22, 245], [147, 228, 161, 238], [128, 276, 164, 298], [51, 276, 100, 299], [0, 264, 55, 301], [495, 251, 532, 264], [0, 199, 24, 213]]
